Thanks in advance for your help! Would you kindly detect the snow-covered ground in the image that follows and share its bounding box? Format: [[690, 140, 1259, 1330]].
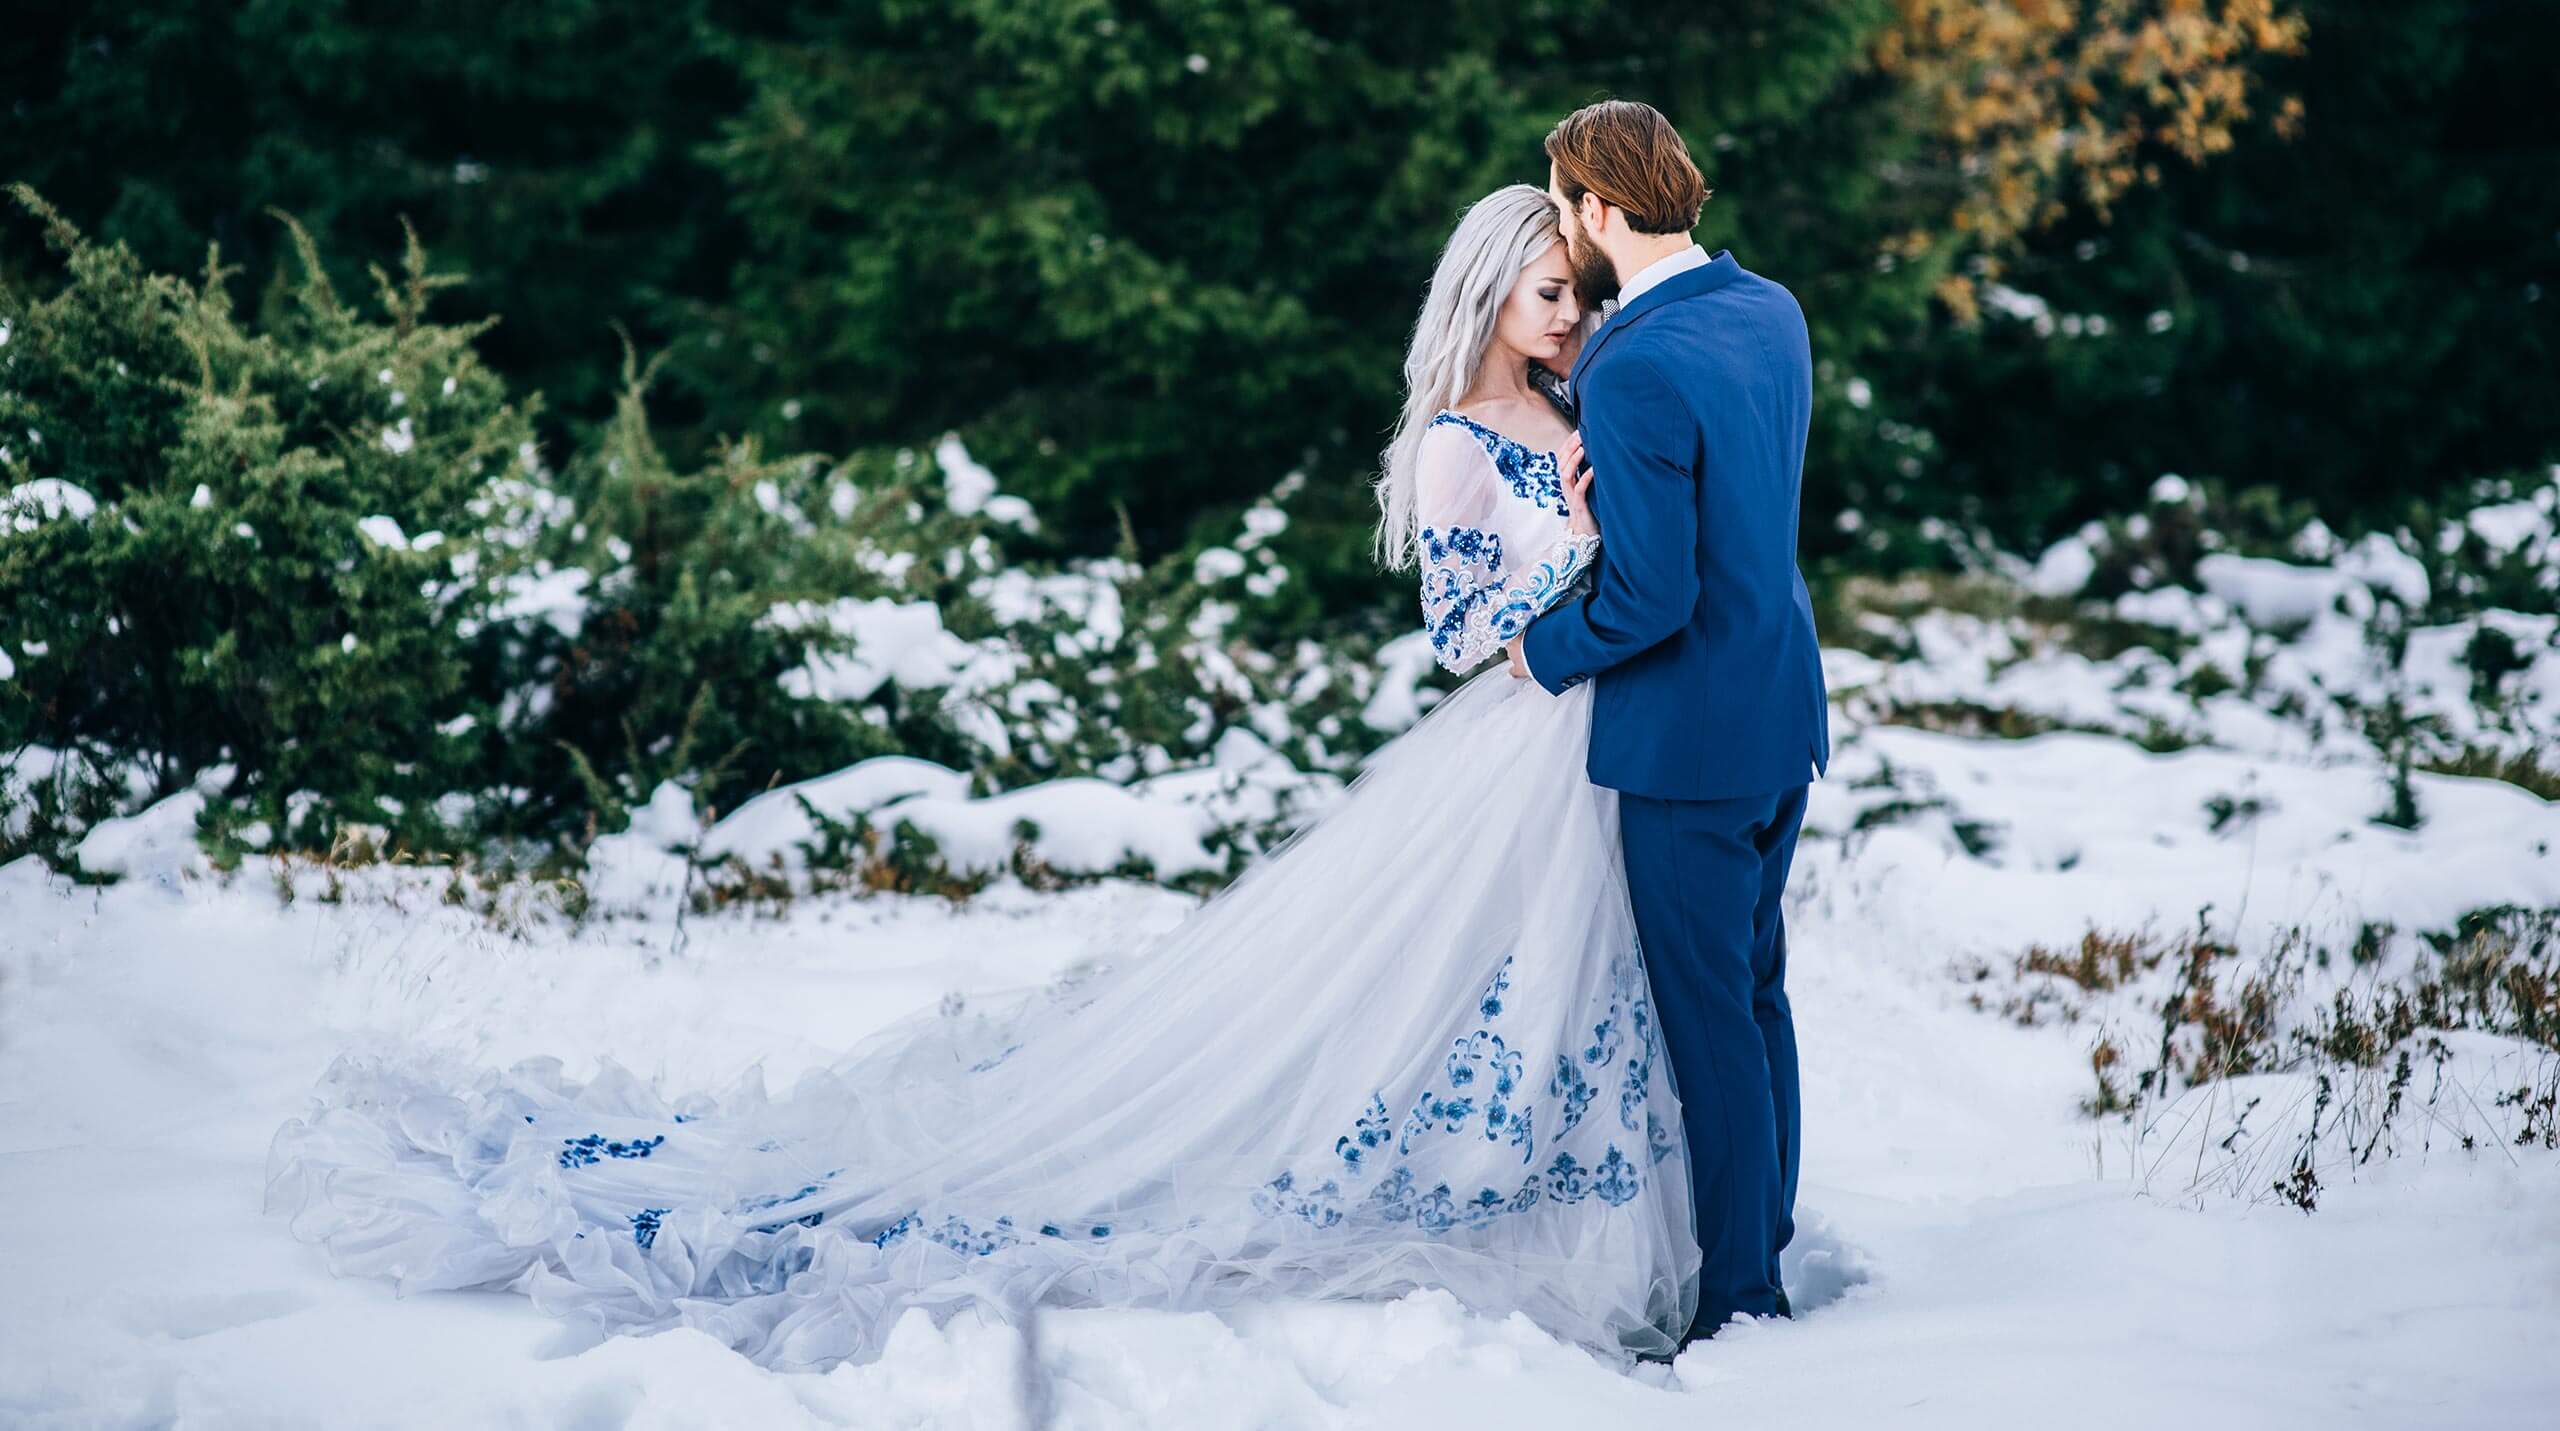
[[7, 454, 2556, 1424], [5, 707, 2555, 1428]]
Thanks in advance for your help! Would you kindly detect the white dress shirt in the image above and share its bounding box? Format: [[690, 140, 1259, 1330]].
[[1603, 241, 1709, 317]]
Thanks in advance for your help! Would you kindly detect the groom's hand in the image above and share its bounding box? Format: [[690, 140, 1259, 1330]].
[[1504, 633, 1528, 679]]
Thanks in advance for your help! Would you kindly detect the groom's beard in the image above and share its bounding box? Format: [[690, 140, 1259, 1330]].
[[1564, 224, 1620, 313]]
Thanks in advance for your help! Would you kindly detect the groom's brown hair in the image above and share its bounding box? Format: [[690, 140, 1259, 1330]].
[[1544, 100, 1709, 235]]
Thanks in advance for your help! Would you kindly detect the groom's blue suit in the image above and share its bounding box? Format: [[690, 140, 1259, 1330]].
[[1520, 248, 1830, 1336]]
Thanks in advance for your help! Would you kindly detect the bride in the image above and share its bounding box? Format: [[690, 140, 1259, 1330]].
[[264, 183, 1702, 1372]]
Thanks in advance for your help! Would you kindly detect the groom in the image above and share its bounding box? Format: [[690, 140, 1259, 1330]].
[[1505, 100, 1832, 1353]]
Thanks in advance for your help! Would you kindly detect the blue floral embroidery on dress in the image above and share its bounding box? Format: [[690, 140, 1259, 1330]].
[[1584, 1014, 1623, 1070], [869, 1211, 1019, 1255], [869, 1212, 920, 1249], [740, 1168, 843, 1232], [1421, 522, 1502, 570], [1592, 1145, 1641, 1206], [1398, 1089, 1478, 1155], [1505, 1102, 1535, 1162], [1550, 1053, 1594, 1136], [1445, 1030, 1520, 1096], [1419, 524, 1504, 668], [1363, 1165, 1418, 1221], [969, 1042, 1024, 1073], [1478, 954, 1512, 1019], [1413, 1182, 1459, 1234], [928, 1214, 1021, 1256], [1487, 535, 1599, 643], [1412, 415, 1597, 673], [1543, 1150, 1590, 1203], [1621, 1000, 1658, 1132], [1033, 1221, 1116, 1238], [558, 1132, 665, 1169], [1430, 411, 1568, 515], [630, 1207, 668, 1248], [1337, 1093, 1394, 1173], [1253, 1170, 1347, 1228], [1267, 943, 1674, 1242]]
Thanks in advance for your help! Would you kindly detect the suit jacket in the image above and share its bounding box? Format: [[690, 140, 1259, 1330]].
[[1518, 249, 1832, 801]]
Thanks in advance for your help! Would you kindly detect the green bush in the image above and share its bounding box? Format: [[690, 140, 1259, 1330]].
[[466, 338, 936, 842], [0, 186, 537, 846]]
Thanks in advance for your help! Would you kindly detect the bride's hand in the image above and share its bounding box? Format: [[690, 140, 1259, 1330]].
[[1560, 434, 1597, 536]]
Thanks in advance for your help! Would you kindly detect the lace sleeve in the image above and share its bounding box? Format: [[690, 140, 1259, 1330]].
[[1413, 424, 1601, 675], [1487, 529, 1601, 645]]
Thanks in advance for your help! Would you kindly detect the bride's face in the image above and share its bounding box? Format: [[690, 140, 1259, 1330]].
[[1495, 241, 1583, 365]]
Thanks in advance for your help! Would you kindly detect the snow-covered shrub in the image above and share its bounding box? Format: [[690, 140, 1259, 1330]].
[[1829, 466, 2560, 808], [462, 340, 950, 844], [1958, 903, 2559, 1209], [0, 187, 538, 863]]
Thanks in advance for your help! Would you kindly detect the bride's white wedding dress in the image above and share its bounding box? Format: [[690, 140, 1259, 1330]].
[[264, 406, 1702, 1371]]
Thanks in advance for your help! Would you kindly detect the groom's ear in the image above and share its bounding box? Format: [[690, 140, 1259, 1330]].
[[1575, 193, 1599, 239]]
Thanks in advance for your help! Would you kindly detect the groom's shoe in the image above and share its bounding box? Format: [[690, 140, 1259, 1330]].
[[1656, 1289, 1792, 1358]]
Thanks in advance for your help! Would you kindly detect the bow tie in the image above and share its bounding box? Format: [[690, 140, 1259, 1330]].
[[1529, 359, 1577, 422]]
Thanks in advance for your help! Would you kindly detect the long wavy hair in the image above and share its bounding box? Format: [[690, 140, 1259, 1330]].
[[1372, 183, 1597, 569]]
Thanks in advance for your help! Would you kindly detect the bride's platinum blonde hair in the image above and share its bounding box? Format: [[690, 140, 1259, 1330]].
[[1373, 182, 1595, 569]]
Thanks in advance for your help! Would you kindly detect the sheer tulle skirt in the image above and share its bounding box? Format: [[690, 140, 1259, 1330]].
[[264, 666, 1701, 1371]]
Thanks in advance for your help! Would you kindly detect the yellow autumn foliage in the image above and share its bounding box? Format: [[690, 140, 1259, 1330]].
[[1876, 0, 2307, 304]]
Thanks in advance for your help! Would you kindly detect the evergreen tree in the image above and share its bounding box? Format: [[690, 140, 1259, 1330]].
[[1, 1, 746, 451], [689, 1, 1896, 608], [1876, 0, 2560, 549]]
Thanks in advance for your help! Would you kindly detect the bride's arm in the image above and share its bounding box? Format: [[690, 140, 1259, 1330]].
[[1492, 431, 1599, 645], [1414, 425, 1601, 676], [1414, 425, 1509, 675]]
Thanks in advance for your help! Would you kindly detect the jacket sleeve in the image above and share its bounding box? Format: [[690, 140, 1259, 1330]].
[[1516, 352, 1698, 694]]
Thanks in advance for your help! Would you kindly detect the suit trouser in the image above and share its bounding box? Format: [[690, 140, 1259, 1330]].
[[1618, 780, 1807, 1332]]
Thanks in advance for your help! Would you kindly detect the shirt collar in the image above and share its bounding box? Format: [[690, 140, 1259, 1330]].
[[1600, 241, 1709, 319]]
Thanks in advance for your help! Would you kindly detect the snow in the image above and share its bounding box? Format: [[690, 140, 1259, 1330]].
[[886, 777, 1217, 878], [581, 781, 703, 912], [1194, 546, 1248, 583], [699, 758, 975, 871], [1362, 632, 1443, 733], [2194, 541, 2429, 635], [356, 513, 410, 549], [762, 598, 1014, 704], [933, 433, 1037, 532], [5, 694, 2553, 1424], [5, 477, 97, 532], [2458, 486, 2553, 557], [477, 563, 592, 638], [69, 789, 208, 885], [2025, 532, 2097, 598], [5, 429, 2557, 1423], [681, 737, 1334, 898]]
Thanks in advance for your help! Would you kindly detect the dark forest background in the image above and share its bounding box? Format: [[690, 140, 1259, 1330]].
[[3, 0, 2553, 859], [12, 2, 2550, 599]]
